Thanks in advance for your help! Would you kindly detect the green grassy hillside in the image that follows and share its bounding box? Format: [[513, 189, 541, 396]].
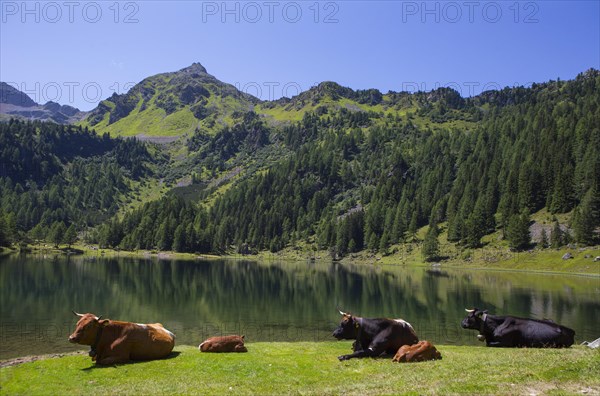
[[78, 64, 481, 138]]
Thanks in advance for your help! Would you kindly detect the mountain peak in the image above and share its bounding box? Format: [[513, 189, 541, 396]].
[[178, 62, 208, 75], [82, 62, 259, 135], [0, 82, 38, 107], [0, 82, 85, 123]]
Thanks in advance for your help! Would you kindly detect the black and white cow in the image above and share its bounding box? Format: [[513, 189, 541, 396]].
[[332, 311, 419, 361], [461, 308, 575, 348]]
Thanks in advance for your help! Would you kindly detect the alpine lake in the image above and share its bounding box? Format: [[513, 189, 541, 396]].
[[1, 254, 598, 359]]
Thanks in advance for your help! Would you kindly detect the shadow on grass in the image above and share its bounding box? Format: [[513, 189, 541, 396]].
[[81, 351, 181, 371]]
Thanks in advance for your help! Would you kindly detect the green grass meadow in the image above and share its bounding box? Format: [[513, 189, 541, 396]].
[[2, 343, 598, 395]]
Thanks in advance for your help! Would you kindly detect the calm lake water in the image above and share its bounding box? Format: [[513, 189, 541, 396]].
[[1, 255, 599, 359]]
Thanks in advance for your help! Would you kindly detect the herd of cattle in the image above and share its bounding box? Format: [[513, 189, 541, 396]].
[[68, 309, 576, 365]]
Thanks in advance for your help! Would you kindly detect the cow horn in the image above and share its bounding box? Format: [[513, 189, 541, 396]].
[[338, 310, 348, 316], [95, 315, 102, 321], [72, 310, 84, 317], [465, 308, 475, 313]]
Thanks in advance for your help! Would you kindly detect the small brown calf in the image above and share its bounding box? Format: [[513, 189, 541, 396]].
[[392, 340, 442, 363], [199, 335, 247, 352]]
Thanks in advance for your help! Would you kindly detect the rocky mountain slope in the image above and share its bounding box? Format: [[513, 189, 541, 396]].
[[0, 82, 86, 124]]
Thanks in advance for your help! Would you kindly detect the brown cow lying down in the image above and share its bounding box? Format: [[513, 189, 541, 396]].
[[199, 335, 247, 352], [68, 312, 175, 365], [392, 340, 442, 363]]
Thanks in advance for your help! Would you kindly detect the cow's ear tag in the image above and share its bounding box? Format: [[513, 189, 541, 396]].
[[355, 322, 359, 329]]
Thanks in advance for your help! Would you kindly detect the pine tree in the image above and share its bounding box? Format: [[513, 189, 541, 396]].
[[506, 211, 531, 251], [572, 188, 599, 245], [391, 205, 405, 244], [549, 167, 575, 213], [0, 211, 9, 247], [539, 228, 548, 248], [49, 221, 67, 248], [97, 223, 110, 248], [379, 230, 390, 254], [317, 217, 333, 249], [422, 223, 440, 262], [336, 221, 349, 257], [30, 224, 46, 246], [156, 223, 170, 251], [464, 200, 487, 248], [551, 219, 563, 248], [64, 224, 77, 248], [367, 232, 379, 252], [408, 211, 419, 240], [5, 213, 17, 244], [107, 220, 123, 248], [173, 224, 186, 252], [348, 239, 357, 253], [270, 236, 282, 253]]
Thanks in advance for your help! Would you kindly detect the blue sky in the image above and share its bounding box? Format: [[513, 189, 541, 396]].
[[1, 1, 598, 110]]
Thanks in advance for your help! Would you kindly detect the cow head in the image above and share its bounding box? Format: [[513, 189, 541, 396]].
[[461, 308, 487, 330], [68, 311, 107, 345], [332, 310, 359, 340]]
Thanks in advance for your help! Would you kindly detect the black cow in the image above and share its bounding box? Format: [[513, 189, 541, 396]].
[[333, 311, 419, 361], [461, 308, 575, 348]]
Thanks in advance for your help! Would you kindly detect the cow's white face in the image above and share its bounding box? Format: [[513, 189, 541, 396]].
[[68, 313, 101, 345]]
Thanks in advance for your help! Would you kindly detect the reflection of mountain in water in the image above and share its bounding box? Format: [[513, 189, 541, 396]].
[[1, 256, 598, 358]]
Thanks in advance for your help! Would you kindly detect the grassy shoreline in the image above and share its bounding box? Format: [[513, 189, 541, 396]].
[[13, 242, 600, 276], [1, 342, 598, 395]]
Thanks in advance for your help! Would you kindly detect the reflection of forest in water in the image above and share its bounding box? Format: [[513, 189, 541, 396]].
[[1, 255, 598, 358]]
